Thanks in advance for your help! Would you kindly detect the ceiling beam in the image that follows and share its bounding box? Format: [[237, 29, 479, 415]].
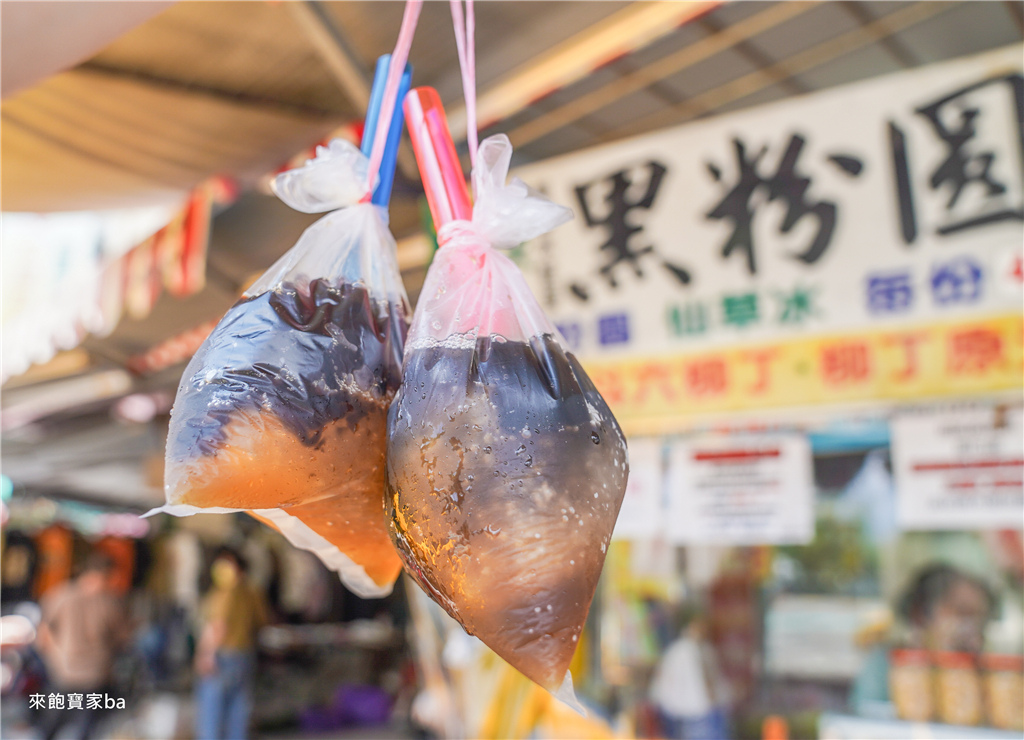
[[286, 0, 371, 110], [1, 369, 133, 432], [79, 61, 338, 118], [599, 0, 956, 144], [1, 350, 92, 391], [507, 2, 817, 150], [286, 0, 418, 178], [446, 0, 721, 143], [695, 13, 812, 97], [837, 1, 920, 69]]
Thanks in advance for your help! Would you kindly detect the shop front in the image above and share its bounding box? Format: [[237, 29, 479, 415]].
[[421, 43, 1024, 738], [513, 43, 1021, 739]]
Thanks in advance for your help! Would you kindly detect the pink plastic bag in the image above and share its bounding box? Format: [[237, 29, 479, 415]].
[[386, 96, 629, 697]]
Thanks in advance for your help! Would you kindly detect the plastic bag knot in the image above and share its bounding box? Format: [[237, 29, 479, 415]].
[[436, 220, 484, 249], [470, 134, 573, 249], [272, 139, 377, 214]]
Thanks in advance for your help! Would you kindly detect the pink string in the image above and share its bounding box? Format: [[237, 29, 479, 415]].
[[365, 0, 424, 197], [449, 0, 477, 171]]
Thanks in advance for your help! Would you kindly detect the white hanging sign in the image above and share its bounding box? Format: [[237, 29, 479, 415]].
[[612, 437, 664, 540], [892, 405, 1024, 530], [514, 44, 1024, 360], [666, 433, 814, 545]]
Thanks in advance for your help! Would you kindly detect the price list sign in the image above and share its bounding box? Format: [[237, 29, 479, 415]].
[[667, 434, 814, 545], [893, 406, 1024, 530]]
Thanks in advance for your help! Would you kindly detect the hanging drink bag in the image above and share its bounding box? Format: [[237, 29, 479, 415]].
[[386, 88, 629, 694], [155, 57, 413, 598]]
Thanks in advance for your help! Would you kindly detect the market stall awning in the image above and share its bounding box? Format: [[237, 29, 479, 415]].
[[0, 1, 355, 211], [0, 1, 174, 97], [5, 1, 1023, 213]]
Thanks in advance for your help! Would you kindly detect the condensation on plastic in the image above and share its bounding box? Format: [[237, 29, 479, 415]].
[[386, 135, 628, 698], [271, 139, 376, 214], [154, 139, 409, 598]]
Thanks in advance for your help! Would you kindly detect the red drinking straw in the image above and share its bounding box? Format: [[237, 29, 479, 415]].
[[404, 87, 473, 229]]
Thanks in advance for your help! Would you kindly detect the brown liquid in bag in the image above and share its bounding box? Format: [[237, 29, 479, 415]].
[[165, 277, 407, 591], [386, 334, 628, 689]]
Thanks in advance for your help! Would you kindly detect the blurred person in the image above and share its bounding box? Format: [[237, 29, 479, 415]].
[[35, 552, 130, 740], [851, 562, 996, 713], [1, 529, 39, 606], [650, 609, 731, 740], [194, 547, 269, 740], [899, 563, 995, 654]]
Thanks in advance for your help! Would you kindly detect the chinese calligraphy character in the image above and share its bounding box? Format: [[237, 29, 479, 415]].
[[597, 313, 630, 345], [49, 693, 65, 710], [722, 293, 759, 328], [742, 350, 778, 395], [948, 327, 1004, 374], [86, 694, 103, 711], [866, 272, 914, 314], [632, 362, 678, 405], [1009, 253, 1024, 283], [888, 122, 918, 243], [931, 256, 983, 305], [706, 135, 863, 274], [555, 322, 582, 350], [573, 161, 691, 298], [890, 74, 1024, 242], [68, 693, 84, 710], [588, 367, 626, 406], [885, 332, 928, 382], [29, 695, 45, 710], [822, 342, 871, 385], [775, 285, 818, 324], [686, 358, 728, 397], [668, 302, 708, 336]]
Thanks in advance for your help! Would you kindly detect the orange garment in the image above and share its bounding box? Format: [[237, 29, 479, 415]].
[[33, 525, 73, 599], [95, 537, 135, 594]]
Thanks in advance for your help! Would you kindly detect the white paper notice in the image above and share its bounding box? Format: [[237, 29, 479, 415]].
[[612, 437, 664, 540], [893, 406, 1024, 531], [667, 434, 814, 546]]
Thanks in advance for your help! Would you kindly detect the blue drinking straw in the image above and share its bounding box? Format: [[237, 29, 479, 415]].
[[361, 54, 413, 207]]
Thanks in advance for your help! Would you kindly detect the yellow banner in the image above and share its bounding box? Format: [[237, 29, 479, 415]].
[[583, 315, 1023, 426]]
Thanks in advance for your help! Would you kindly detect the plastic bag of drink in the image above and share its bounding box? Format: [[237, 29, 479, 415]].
[[156, 137, 410, 598], [386, 89, 629, 697]]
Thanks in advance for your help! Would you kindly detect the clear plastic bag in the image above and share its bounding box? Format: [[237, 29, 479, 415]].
[[157, 140, 410, 597], [386, 133, 629, 692]]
